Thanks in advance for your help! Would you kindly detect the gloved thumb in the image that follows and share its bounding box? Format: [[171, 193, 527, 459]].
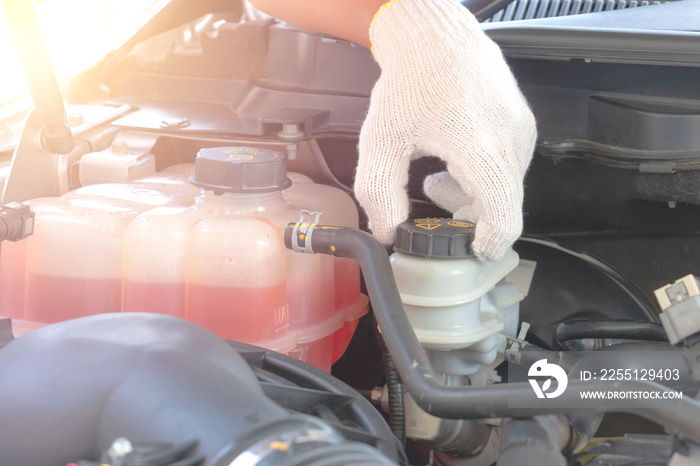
[[423, 171, 475, 218], [354, 140, 413, 244]]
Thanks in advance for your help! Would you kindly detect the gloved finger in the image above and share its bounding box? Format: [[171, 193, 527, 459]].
[[446, 153, 523, 262], [511, 103, 538, 175], [423, 171, 475, 217], [355, 139, 413, 245]]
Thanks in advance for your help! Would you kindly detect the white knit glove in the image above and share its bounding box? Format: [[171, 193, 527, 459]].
[[355, 0, 536, 262]]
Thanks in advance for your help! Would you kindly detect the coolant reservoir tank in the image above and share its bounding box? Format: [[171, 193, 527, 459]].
[[390, 218, 521, 351], [187, 147, 337, 367], [283, 173, 366, 362]]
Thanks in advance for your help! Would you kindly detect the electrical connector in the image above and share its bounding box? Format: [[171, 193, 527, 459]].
[[654, 275, 700, 345], [0, 202, 34, 242]]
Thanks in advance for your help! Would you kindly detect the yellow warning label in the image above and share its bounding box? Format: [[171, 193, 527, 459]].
[[448, 221, 475, 228], [227, 154, 254, 161], [414, 218, 442, 230], [223, 147, 263, 156], [414, 218, 441, 224]]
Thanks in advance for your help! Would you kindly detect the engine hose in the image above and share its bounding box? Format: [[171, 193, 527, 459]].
[[0, 0, 74, 154], [570, 342, 698, 393], [381, 340, 406, 446], [508, 340, 580, 372], [556, 319, 668, 348], [284, 224, 700, 444], [497, 416, 567, 466]]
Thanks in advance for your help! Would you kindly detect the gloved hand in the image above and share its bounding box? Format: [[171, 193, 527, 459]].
[[355, 0, 536, 262]]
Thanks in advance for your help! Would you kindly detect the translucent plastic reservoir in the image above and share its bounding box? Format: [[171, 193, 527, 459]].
[[193, 185, 336, 331], [24, 197, 140, 323], [0, 240, 27, 321], [187, 215, 288, 342], [123, 206, 205, 317], [284, 173, 367, 362], [0, 147, 367, 372]]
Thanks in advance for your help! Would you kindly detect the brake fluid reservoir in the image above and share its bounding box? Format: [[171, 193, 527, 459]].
[[187, 147, 335, 338], [390, 218, 523, 374]]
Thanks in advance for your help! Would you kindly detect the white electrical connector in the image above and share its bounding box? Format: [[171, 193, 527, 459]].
[[654, 274, 700, 345], [79, 134, 158, 186]]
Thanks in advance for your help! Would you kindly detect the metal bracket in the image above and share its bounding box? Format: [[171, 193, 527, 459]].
[[2, 105, 131, 203]]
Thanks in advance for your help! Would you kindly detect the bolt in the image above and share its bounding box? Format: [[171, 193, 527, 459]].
[[370, 386, 384, 405], [107, 437, 133, 461], [67, 113, 84, 126], [278, 123, 304, 141], [111, 140, 129, 155], [286, 143, 298, 161], [160, 117, 190, 129]]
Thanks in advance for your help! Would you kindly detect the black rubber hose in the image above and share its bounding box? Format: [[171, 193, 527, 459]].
[[230, 341, 408, 465], [506, 340, 600, 452], [570, 342, 698, 393], [462, 0, 516, 21], [498, 417, 567, 466], [1, 0, 74, 154], [381, 342, 406, 446], [284, 225, 700, 444], [508, 340, 580, 372], [556, 320, 668, 348]]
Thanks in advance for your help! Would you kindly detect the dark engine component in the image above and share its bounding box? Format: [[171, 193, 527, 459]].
[[0, 314, 399, 466]]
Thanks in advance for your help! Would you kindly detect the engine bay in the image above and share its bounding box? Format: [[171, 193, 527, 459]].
[[1, 0, 700, 464]]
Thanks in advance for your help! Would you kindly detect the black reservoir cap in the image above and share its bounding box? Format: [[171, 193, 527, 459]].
[[190, 147, 292, 194], [394, 218, 476, 259]]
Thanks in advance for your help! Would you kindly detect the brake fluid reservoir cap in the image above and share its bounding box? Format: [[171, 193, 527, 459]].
[[394, 218, 476, 259], [191, 146, 292, 194]]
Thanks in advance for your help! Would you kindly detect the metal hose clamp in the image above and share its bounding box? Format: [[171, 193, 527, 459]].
[[291, 210, 322, 254]]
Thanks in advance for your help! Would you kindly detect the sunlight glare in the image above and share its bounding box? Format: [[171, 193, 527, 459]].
[[0, 0, 159, 104]]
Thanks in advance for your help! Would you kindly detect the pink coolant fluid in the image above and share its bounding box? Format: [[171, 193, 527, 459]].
[[185, 210, 289, 346], [20, 185, 191, 325], [284, 173, 368, 362], [122, 281, 185, 317], [25, 273, 123, 323], [122, 206, 205, 317], [189, 147, 332, 347], [334, 258, 361, 309], [285, 256, 336, 327], [5, 150, 366, 372], [187, 282, 288, 342], [0, 240, 27, 320], [284, 175, 364, 310], [22, 197, 141, 323]]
